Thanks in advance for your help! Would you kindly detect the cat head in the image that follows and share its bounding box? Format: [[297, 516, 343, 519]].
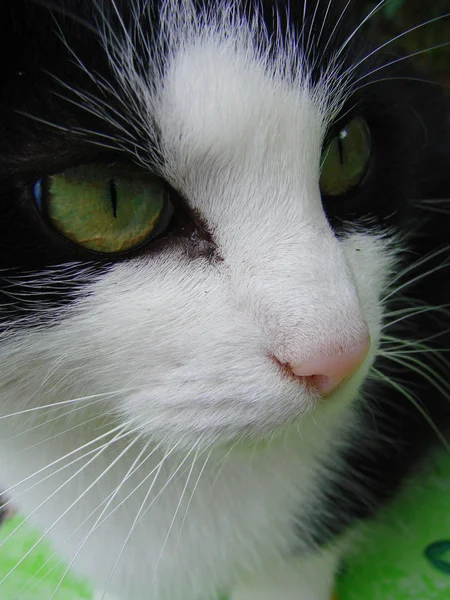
[[0, 0, 448, 450]]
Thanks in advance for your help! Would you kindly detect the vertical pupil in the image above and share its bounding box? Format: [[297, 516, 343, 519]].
[[109, 178, 118, 218]]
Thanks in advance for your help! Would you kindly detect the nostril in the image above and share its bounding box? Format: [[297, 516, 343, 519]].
[[285, 336, 371, 397]]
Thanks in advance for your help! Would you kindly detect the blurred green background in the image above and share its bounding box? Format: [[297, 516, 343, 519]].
[[361, 0, 449, 84]]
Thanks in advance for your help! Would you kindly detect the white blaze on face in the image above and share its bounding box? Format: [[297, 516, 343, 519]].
[[156, 40, 370, 362]]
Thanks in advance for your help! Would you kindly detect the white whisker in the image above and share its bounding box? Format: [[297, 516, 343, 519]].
[[350, 41, 450, 88], [86, 441, 181, 534], [154, 447, 202, 573], [379, 351, 450, 403], [305, 0, 321, 62], [382, 259, 450, 303], [316, 0, 352, 67], [176, 447, 213, 548], [316, 0, 335, 50], [0, 423, 130, 510], [0, 425, 136, 585], [96, 440, 187, 600], [210, 435, 244, 490], [388, 246, 450, 287], [13, 441, 157, 599], [0, 389, 131, 421], [334, 0, 388, 61], [1, 403, 108, 445], [48, 436, 148, 599], [382, 303, 450, 330], [371, 367, 449, 450]]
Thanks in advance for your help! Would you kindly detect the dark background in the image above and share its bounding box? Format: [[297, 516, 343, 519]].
[[361, 0, 449, 85]]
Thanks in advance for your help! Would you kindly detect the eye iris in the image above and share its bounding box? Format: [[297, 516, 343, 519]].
[[319, 117, 372, 197], [34, 165, 168, 253]]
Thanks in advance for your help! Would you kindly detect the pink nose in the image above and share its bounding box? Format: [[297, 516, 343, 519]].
[[288, 336, 371, 397]]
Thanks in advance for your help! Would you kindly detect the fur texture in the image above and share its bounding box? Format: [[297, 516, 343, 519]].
[[0, 1, 449, 599]]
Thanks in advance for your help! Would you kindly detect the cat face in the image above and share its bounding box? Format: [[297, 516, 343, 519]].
[[0, 0, 441, 450]]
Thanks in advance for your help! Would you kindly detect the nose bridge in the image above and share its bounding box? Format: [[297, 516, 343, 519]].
[[231, 227, 368, 364]]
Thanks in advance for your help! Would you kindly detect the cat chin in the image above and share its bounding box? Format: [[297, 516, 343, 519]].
[[116, 349, 373, 452]]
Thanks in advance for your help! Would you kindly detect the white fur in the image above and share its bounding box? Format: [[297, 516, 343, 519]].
[[0, 2, 397, 599]]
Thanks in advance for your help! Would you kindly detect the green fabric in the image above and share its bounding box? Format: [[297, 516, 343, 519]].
[[1, 453, 449, 599], [0, 517, 92, 599], [337, 451, 450, 600]]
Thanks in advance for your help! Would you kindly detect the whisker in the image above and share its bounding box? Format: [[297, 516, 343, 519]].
[[13, 110, 127, 153], [24, 354, 70, 404], [90, 0, 131, 54], [316, 0, 337, 51], [48, 436, 149, 599], [1, 401, 108, 445], [153, 447, 202, 573], [81, 447, 171, 536], [108, 0, 135, 50], [210, 435, 245, 490], [18, 416, 115, 454], [13, 441, 157, 599], [382, 259, 450, 303], [382, 303, 450, 330], [316, 0, 353, 67], [334, 0, 388, 61], [387, 245, 450, 288], [31, 0, 99, 34], [350, 41, 450, 89], [12, 110, 83, 135], [50, 89, 136, 141], [351, 75, 446, 95], [176, 447, 213, 548], [305, 0, 322, 61], [341, 3, 449, 75], [96, 440, 189, 600], [400, 328, 450, 345], [418, 199, 450, 206], [416, 200, 450, 215], [371, 367, 449, 450], [378, 352, 450, 403], [0, 422, 129, 505], [381, 334, 450, 373], [51, 18, 149, 123], [381, 342, 450, 360], [382, 333, 447, 348], [47, 72, 148, 144], [0, 425, 135, 586], [0, 389, 128, 421]]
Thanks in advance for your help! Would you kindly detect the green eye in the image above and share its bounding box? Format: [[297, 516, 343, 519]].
[[319, 117, 372, 197], [34, 164, 171, 253]]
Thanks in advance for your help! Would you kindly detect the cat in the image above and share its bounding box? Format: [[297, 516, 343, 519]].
[[0, 1, 449, 599]]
